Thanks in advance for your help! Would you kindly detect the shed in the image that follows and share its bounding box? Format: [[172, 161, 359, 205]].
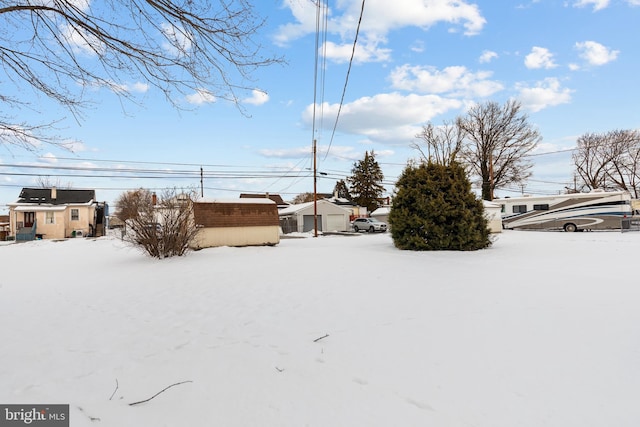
[[483, 200, 502, 233], [278, 199, 353, 233], [190, 198, 280, 249]]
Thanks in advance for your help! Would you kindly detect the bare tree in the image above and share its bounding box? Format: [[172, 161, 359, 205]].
[[1, 1, 282, 150], [291, 192, 315, 204], [456, 100, 541, 200], [412, 121, 463, 166], [573, 129, 640, 197], [35, 176, 73, 189], [117, 188, 198, 258]]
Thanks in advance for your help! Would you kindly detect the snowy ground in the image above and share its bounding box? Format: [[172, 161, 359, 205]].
[[1, 230, 640, 426]]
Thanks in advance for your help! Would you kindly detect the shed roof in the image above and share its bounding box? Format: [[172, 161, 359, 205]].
[[239, 193, 288, 205]]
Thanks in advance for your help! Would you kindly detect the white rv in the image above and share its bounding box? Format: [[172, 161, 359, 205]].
[[494, 190, 633, 232]]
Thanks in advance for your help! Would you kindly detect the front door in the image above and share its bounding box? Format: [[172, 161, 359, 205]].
[[24, 212, 35, 227]]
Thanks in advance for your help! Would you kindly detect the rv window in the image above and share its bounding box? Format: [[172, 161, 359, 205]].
[[533, 204, 549, 211], [513, 205, 527, 213]]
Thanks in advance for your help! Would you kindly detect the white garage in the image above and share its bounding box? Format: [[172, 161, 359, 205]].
[[279, 200, 353, 233]]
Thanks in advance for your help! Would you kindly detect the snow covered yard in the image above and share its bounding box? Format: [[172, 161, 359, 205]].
[[1, 230, 640, 426]]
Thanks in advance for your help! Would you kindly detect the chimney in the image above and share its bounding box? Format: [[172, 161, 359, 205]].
[[51, 186, 57, 201]]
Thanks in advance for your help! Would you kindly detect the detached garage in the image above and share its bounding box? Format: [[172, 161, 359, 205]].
[[278, 199, 352, 233], [190, 198, 280, 249]]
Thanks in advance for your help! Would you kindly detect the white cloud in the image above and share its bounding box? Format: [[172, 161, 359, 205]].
[[273, 0, 319, 47], [516, 78, 573, 112], [259, 145, 368, 162], [130, 82, 150, 93], [389, 64, 504, 98], [186, 89, 216, 105], [410, 40, 426, 53], [275, 0, 486, 61], [322, 39, 392, 63], [301, 92, 463, 145], [243, 90, 269, 106], [161, 22, 193, 56], [39, 153, 58, 164], [479, 50, 498, 63], [60, 23, 104, 56], [59, 140, 87, 152], [572, 0, 610, 11], [259, 146, 312, 159], [575, 41, 619, 66], [524, 47, 557, 69]]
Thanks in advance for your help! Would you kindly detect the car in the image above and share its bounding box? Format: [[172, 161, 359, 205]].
[[351, 217, 387, 233]]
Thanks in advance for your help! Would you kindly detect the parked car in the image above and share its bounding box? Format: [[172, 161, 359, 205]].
[[351, 217, 387, 233]]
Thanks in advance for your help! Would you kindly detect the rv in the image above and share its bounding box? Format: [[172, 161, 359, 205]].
[[494, 190, 633, 232]]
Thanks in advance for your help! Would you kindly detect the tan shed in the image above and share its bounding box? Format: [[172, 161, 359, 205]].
[[190, 198, 280, 249], [483, 200, 502, 233]]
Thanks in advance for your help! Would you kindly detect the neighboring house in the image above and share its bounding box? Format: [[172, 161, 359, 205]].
[[370, 206, 390, 224], [190, 198, 280, 249], [278, 199, 353, 233], [7, 187, 108, 240], [239, 193, 290, 210], [0, 215, 9, 241]]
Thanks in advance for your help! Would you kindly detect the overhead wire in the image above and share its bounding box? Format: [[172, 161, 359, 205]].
[[322, 0, 366, 162]]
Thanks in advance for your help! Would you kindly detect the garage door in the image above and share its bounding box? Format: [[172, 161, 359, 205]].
[[303, 215, 322, 232], [326, 214, 345, 232]]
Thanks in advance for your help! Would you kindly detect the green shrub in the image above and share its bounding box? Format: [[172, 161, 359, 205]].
[[389, 161, 491, 251]]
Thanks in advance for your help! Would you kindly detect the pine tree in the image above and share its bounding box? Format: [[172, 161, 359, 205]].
[[389, 161, 491, 251], [347, 151, 385, 212], [333, 179, 352, 200]]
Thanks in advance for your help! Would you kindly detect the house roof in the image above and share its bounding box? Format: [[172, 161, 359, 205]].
[[239, 193, 288, 206], [278, 199, 353, 215], [197, 197, 275, 205], [12, 188, 96, 205]]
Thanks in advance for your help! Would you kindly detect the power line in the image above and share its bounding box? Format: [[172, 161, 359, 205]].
[[322, 0, 366, 162]]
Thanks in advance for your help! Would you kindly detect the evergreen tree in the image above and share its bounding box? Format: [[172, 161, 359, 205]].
[[389, 161, 491, 251], [333, 179, 352, 200], [347, 151, 385, 212]]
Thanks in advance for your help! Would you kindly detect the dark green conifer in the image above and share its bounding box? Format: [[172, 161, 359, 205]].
[[389, 161, 491, 251]]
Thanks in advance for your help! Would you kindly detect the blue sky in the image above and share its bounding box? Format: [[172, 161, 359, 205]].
[[2, 0, 640, 213]]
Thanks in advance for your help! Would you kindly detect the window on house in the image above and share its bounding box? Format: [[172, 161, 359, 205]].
[[71, 209, 79, 221], [533, 204, 549, 211], [46, 211, 55, 224], [513, 205, 527, 214]]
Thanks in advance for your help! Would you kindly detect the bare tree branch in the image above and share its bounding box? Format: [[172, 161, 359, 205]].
[[412, 121, 463, 167], [456, 100, 541, 200], [1, 1, 283, 149]]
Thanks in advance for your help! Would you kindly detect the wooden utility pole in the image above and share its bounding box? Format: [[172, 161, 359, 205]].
[[200, 167, 204, 198], [313, 139, 318, 237]]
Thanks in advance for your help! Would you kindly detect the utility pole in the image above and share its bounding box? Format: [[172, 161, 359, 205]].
[[313, 139, 318, 237], [489, 151, 494, 200], [200, 167, 204, 198]]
